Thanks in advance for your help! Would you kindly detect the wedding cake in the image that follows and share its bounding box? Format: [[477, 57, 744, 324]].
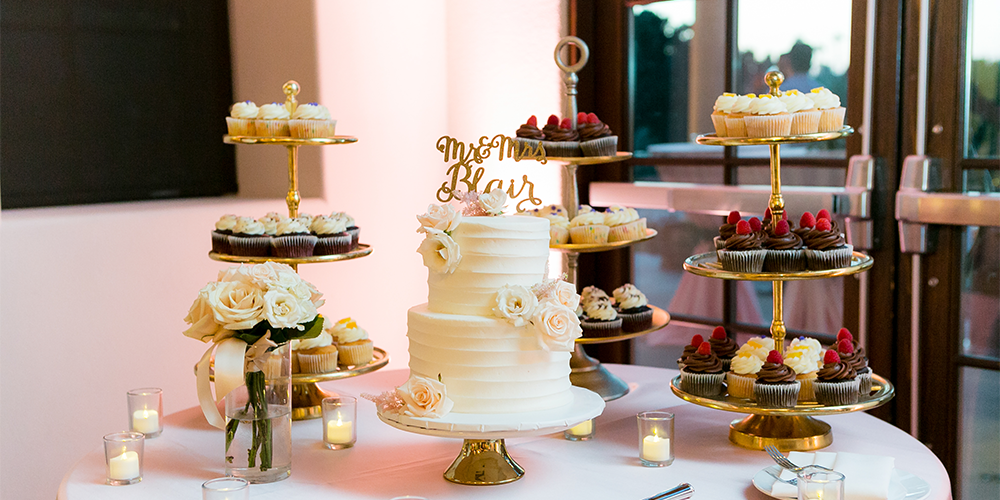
[[404, 191, 583, 415]]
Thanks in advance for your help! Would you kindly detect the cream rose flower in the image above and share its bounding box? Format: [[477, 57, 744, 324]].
[[417, 203, 462, 234], [417, 228, 462, 274], [550, 281, 581, 311], [532, 299, 582, 352], [262, 288, 317, 330], [478, 188, 508, 216], [396, 375, 454, 418], [182, 287, 226, 341], [492, 284, 538, 327], [206, 280, 265, 330]]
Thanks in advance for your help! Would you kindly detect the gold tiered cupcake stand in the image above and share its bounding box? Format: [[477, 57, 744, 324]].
[[212, 80, 389, 420], [669, 71, 893, 450]]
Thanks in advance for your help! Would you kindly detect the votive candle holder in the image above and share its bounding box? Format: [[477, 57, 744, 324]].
[[637, 411, 674, 467], [797, 468, 845, 500], [202, 477, 250, 500], [104, 431, 144, 485], [322, 396, 357, 449], [564, 418, 596, 441], [127, 387, 163, 438]]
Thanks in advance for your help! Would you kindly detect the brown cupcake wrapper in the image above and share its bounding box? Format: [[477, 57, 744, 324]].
[[804, 245, 854, 270], [753, 380, 801, 408], [541, 140, 582, 157], [680, 370, 725, 396], [212, 231, 231, 254], [814, 378, 861, 405], [726, 372, 757, 399], [271, 234, 318, 257], [314, 233, 353, 255], [618, 308, 653, 333], [718, 248, 766, 272], [764, 249, 806, 272], [228, 235, 271, 256], [580, 136, 618, 157], [857, 370, 873, 395], [346, 227, 360, 248], [581, 318, 623, 338]]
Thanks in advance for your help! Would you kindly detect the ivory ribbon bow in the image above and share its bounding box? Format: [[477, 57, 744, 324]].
[[195, 332, 276, 429]]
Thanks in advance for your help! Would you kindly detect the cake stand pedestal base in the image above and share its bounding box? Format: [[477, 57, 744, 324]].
[[443, 439, 524, 485], [569, 345, 629, 401], [729, 414, 833, 451], [291, 382, 332, 420]]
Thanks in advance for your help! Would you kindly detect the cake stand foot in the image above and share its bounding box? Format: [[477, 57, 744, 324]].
[[729, 414, 832, 451], [290, 382, 335, 420], [569, 344, 630, 401], [444, 439, 524, 485]]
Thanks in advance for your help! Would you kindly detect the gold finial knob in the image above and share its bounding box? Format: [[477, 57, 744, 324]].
[[283, 80, 300, 97], [765, 71, 784, 96]]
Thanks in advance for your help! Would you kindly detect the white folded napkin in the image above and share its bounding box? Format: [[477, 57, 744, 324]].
[[769, 451, 894, 499]]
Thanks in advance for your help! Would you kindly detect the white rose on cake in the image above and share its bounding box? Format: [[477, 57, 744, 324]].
[[532, 299, 582, 352], [550, 280, 581, 312], [417, 203, 462, 234], [493, 284, 539, 327], [478, 188, 508, 216], [396, 375, 454, 418], [417, 228, 462, 274], [207, 280, 265, 331], [263, 288, 317, 330]]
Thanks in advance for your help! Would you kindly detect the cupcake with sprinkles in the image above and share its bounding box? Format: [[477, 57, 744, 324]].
[[612, 284, 653, 332]]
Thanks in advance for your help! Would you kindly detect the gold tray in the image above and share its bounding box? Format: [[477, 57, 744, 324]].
[[695, 127, 854, 146], [224, 135, 358, 145], [683, 251, 873, 281], [576, 305, 670, 344], [550, 229, 657, 253], [669, 373, 894, 417], [291, 347, 389, 383], [209, 244, 372, 264], [543, 151, 633, 164]]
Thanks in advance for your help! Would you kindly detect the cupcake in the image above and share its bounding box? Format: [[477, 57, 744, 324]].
[[259, 213, 285, 238], [717, 220, 766, 272], [762, 220, 806, 272], [228, 217, 270, 256], [255, 102, 291, 137], [515, 115, 545, 151], [779, 89, 821, 135], [724, 94, 754, 137], [310, 215, 352, 255], [709, 326, 739, 370], [226, 101, 258, 136], [604, 205, 647, 242], [677, 334, 704, 371], [753, 350, 801, 408], [569, 211, 610, 244], [680, 342, 725, 396], [580, 298, 622, 337], [578, 112, 618, 156], [803, 218, 853, 270], [580, 285, 610, 305], [749, 217, 766, 244], [212, 214, 238, 254], [293, 331, 338, 373], [613, 284, 653, 332], [531, 205, 570, 245], [736, 336, 776, 362], [813, 350, 860, 405], [834, 328, 867, 360], [331, 211, 360, 249], [271, 218, 317, 257], [542, 117, 582, 157], [789, 336, 825, 369], [783, 348, 819, 402], [727, 351, 764, 399], [808, 87, 846, 132], [816, 209, 841, 234], [715, 211, 742, 251], [289, 102, 336, 138], [837, 339, 872, 395], [793, 212, 816, 240], [711, 93, 738, 136], [744, 94, 792, 138], [332, 318, 374, 366]]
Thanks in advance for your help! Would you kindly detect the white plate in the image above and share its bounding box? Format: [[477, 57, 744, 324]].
[[752, 464, 931, 500]]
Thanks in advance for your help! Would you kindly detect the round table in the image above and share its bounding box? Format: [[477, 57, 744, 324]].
[[58, 365, 952, 499]]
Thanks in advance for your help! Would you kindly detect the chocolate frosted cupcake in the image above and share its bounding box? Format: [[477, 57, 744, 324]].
[[837, 339, 872, 395], [577, 112, 618, 156], [763, 220, 806, 272], [212, 214, 238, 254], [793, 212, 816, 240], [613, 284, 653, 332], [816, 209, 840, 233], [580, 298, 622, 337], [727, 351, 764, 399], [753, 350, 801, 408], [680, 342, 725, 396], [677, 334, 704, 370], [271, 218, 317, 257], [715, 211, 741, 251], [311, 215, 352, 255], [833, 328, 867, 360], [709, 326, 739, 370], [229, 217, 271, 256], [515, 115, 545, 151], [803, 218, 853, 270], [814, 350, 860, 405], [542, 116, 581, 157], [718, 220, 766, 272]]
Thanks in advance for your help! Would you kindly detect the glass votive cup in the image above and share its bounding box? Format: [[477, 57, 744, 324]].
[[128, 387, 163, 438], [202, 477, 250, 500], [103, 431, 144, 485], [637, 411, 674, 467], [322, 396, 357, 449], [564, 418, 596, 441], [797, 468, 846, 500]]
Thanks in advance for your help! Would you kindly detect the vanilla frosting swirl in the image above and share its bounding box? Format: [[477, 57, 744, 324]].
[[233, 217, 265, 236], [713, 93, 738, 114], [541, 213, 570, 229], [260, 217, 281, 236], [779, 90, 816, 113], [736, 336, 775, 361], [291, 103, 331, 120], [729, 94, 755, 114], [580, 286, 609, 305], [332, 211, 356, 227], [311, 215, 348, 235], [215, 214, 238, 232], [571, 211, 606, 227], [584, 299, 618, 320], [808, 87, 841, 109], [603, 205, 639, 226], [331, 319, 368, 343], [613, 284, 648, 310], [749, 95, 788, 115], [730, 351, 764, 375], [292, 330, 333, 350], [257, 103, 290, 120], [783, 349, 818, 374], [231, 101, 259, 119], [275, 218, 309, 236]]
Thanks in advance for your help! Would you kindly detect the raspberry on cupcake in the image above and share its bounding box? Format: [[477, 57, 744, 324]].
[[677, 334, 704, 370], [837, 339, 872, 395], [515, 115, 545, 151], [542, 117, 582, 157], [715, 211, 742, 251], [794, 212, 816, 240], [578, 112, 618, 156], [708, 326, 739, 370], [680, 342, 725, 396]]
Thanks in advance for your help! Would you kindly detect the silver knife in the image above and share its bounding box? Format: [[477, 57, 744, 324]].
[[644, 482, 694, 500]]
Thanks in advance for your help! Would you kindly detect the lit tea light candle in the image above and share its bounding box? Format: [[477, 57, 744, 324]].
[[132, 409, 159, 434], [641, 432, 671, 462], [567, 419, 593, 437], [326, 417, 353, 444], [108, 450, 140, 480]]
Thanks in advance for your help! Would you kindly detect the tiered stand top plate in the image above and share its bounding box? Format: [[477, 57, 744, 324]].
[[544, 151, 632, 164], [209, 244, 372, 264], [695, 127, 854, 146], [669, 373, 895, 417], [576, 305, 670, 344], [684, 251, 873, 281], [224, 135, 358, 145]]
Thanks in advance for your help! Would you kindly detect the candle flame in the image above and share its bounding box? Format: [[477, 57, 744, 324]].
[[336, 417, 343, 426]]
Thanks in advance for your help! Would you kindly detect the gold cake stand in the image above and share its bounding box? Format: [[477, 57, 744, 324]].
[[675, 70, 890, 450]]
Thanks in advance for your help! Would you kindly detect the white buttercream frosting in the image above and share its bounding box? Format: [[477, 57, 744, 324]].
[[275, 218, 309, 236], [779, 90, 816, 113], [749, 94, 788, 115], [311, 215, 347, 235], [784, 349, 818, 374], [737, 336, 775, 361], [603, 205, 639, 226], [584, 299, 617, 320], [331, 211, 356, 227], [215, 214, 238, 232], [713, 93, 738, 113], [731, 351, 764, 375], [570, 211, 606, 227], [580, 286, 609, 305], [233, 217, 265, 236], [613, 284, 648, 310], [331, 318, 369, 343], [230, 101, 258, 119], [291, 331, 333, 351], [808, 87, 841, 109], [257, 103, 290, 120], [730, 94, 755, 114], [291, 103, 331, 120]]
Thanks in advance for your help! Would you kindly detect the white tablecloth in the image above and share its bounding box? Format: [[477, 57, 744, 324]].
[[58, 364, 952, 499]]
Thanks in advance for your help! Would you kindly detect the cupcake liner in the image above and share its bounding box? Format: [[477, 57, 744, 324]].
[[804, 244, 854, 270], [724, 115, 747, 137], [814, 378, 861, 406], [550, 226, 570, 245], [212, 230, 231, 254], [298, 350, 339, 373], [314, 233, 353, 255], [680, 370, 725, 396], [581, 318, 623, 338], [608, 218, 648, 243], [753, 381, 801, 408], [255, 119, 290, 137], [271, 233, 318, 257], [720, 357, 733, 372], [514, 137, 542, 155], [711, 113, 729, 136], [541, 140, 582, 157], [569, 225, 610, 244], [764, 248, 806, 272], [790, 110, 822, 135], [346, 226, 360, 249], [225, 117, 256, 136], [745, 114, 793, 138], [797, 374, 817, 402], [289, 119, 337, 138], [618, 307, 653, 333], [726, 372, 757, 399], [714, 236, 726, 250], [228, 235, 271, 256], [580, 136, 618, 157], [857, 369, 873, 395], [338, 341, 374, 366], [717, 248, 766, 272], [818, 107, 846, 132]]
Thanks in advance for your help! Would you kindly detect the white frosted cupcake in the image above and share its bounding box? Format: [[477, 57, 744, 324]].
[[293, 331, 338, 373], [331, 318, 374, 366], [745, 94, 792, 138], [779, 90, 821, 135], [228, 217, 270, 256], [808, 87, 846, 132], [270, 218, 317, 257], [711, 93, 738, 136], [530, 205, 571, 245], [331, 212, 360, 249], [784, 348, 820, 402], [604, 205, 647, 242], [226, 101, 258, 135], [289, 102, 336, 138], [727, 351, 764, 399], [255, 102, 291, 137], [612, 284, 653, 332], [212, 214, 238, 254], [580, 298, 622, 337], [311, 215, 351, 255], [569, 211, 610, 244], [736, 336, 776, 362], [724, 94, 754, 137]]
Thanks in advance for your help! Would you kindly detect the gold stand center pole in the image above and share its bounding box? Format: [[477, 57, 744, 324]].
[[286, 145, 300, 218], [768, 143, 784, 230], [443, 439, 524, 485], [772, 280, 786, 355]]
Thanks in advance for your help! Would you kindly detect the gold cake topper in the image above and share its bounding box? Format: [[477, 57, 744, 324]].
[[435, 134, 545, 212]]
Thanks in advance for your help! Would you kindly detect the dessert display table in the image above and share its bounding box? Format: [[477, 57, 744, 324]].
[[58, 365, 951, 500]]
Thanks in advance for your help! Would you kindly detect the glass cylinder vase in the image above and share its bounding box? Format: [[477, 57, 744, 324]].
[[224, 342, 292, 483]]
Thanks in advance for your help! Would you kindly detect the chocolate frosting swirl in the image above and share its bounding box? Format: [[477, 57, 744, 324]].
[[546, 127, 580, 142], [542, 123, 561, 138], [816, 361, 857, 382], [724, 233, 763, 250], [792, 227, 814, 240], [683, 351, 724, 373], [678, 344, 698, 364], [578, 121, 612, 140], [764, 230, 804, 250], [803, 229, 846, 250], [516, 123, 544, 140], [719, 222, 737, 239], [756, 362, 797, 383], [838, 350, 869, 373], [709, 336, 739, 358]]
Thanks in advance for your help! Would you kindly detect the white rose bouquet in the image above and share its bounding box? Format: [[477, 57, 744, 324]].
[[491, 277, 582, 352]]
